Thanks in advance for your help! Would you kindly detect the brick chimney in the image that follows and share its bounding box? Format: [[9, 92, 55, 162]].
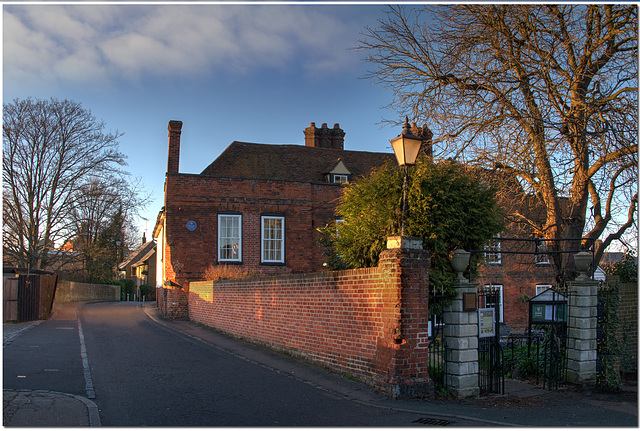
[[304, 122, 345, 150], [167, 120, 183, 174]]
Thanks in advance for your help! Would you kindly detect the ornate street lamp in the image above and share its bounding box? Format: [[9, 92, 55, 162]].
[[390, 117, 424, 236]]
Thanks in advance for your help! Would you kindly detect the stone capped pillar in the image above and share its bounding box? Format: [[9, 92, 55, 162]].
[[443, 250, 480, 398], [374, 236, 433, 399], [566, 252, 598, 386]]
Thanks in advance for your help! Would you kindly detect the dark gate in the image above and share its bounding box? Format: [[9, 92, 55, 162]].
[[18, 274, 41, 322], [6, 270, 58, 322], [478, 285, 504, 394], [530, 287, 568, 390]]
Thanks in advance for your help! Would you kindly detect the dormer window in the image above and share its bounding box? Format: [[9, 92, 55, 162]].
[[324, 159, 352, 185]]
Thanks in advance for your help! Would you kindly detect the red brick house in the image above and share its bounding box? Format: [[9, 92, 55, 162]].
[[154, 120, 555, 330], [153, 121, 395, 299]]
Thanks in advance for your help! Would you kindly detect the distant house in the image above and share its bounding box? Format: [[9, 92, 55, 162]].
[[118, 237, 156, 296]]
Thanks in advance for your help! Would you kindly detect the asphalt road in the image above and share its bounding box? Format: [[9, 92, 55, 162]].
[[3, 313, 85, 396], [6, 302, 429, 426], [4, 301, 637, 427]]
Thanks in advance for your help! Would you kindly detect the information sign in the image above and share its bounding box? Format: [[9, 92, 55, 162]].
[[478, 308, 496, 338]]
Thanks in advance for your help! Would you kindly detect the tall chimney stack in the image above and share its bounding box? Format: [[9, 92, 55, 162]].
[[167, 120, 183, 174], [304, 122, 345, 150]]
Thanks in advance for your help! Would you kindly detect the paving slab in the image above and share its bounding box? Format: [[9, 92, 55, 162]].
[[3, 390, 99, 427]]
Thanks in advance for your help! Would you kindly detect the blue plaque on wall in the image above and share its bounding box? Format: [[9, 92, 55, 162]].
[[186, 221, 197, 231]]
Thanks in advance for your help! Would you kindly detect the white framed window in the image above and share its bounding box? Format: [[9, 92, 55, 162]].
[[484, 234, 502, 264], [535, 284, 552, 296], [535, 239, 550, 265], [261, 215, 284, 263], [482, 284, 504, 323], [218, 214, 242, 262], [333, 174, 349, 184]]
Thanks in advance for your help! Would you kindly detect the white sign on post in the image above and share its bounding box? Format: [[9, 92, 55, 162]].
[[478, 308, 496, 338]]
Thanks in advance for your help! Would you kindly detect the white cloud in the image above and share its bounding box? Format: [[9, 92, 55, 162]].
[[4, 4, 372, 92]]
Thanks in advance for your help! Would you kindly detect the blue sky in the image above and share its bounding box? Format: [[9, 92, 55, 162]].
[[4, 4, 404, 241]]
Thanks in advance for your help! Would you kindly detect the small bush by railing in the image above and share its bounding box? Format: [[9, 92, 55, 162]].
[[504, 329, 566, 390], [503, 334, 544, 380]]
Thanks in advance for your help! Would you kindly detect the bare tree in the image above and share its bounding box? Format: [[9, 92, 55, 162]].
[[359, 4, 638, 281], [68, 176, 148, 281], [3, 97, 129, 271]]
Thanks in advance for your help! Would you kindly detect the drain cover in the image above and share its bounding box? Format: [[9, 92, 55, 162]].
[[412, 417, 453, 426]]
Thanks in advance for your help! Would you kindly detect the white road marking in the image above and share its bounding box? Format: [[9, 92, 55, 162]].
[[77, 316, 96, 399]]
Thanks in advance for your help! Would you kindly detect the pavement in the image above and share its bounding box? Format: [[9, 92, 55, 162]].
[[3, 301, 638, 427]]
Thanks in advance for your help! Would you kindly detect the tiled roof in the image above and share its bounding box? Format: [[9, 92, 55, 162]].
[[200, 142, 395, 183], [118, 241, 156, 270]]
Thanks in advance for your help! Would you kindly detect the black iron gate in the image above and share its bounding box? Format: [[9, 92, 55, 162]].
[[478, 285, 504, 394], [503, 287, 569, 390], [540, 323, 567, 390]]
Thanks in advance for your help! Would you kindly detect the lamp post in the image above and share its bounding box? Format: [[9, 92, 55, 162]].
[[390, 117, 424, 236]]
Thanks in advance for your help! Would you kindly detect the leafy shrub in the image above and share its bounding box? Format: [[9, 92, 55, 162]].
[[98, 278, 134, 300], [318, 159, 503, 315], [503, 343, 541, 379], [139, 284, 153, 298], [203, 264, 260, 281], [602, 253, 637, 283]]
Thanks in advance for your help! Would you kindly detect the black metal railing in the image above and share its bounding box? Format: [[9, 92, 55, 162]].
[[477, 285, 505, 394], [479, 335, 504, 394], [427, 317, 446, 390]]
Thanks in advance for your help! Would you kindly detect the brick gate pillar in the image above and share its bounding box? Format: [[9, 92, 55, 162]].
[[375, 236, 433, 399], [566, 252, 598, 386], [443, 249, 480, 398]]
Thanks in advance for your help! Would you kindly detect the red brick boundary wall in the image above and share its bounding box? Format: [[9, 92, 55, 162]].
[[185, 241, 432, 399]]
